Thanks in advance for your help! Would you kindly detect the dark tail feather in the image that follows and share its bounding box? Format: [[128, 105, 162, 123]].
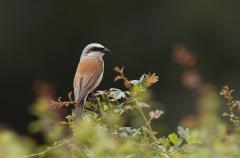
[[74, 100, 85, 118]]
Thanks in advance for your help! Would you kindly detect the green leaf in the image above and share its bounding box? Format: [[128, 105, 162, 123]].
[[137, 101, 150, 108], [168, 133, 179, 145], [118, 127, 139, 136], [130, 80, 140, 85], [130, 74, 145, 85], [109, 88, 126, 100], [139, 74, 145, 83], [177, 126, 189, 140], [159, 137, 170, 149], [103, 104, 109, 111], [132, 85, 141, 93]]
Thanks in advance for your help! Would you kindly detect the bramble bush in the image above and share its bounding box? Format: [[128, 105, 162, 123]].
[[24, 67, 196, 158], [1, 66, 240, 158]]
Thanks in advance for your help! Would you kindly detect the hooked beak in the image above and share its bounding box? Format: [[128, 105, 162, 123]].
[[103, 48, 111, 53]]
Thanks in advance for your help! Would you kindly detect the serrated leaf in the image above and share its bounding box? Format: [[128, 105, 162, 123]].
[[109, 88, 126, 100], [177, 126, 189, 139], [168, 133, 179, 145], [132, 85, 145, 95], [144, 73, 159, 87], [139, 74, 145, 83]]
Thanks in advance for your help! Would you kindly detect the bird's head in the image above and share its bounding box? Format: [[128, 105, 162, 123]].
[[81, 43, 110, 58]]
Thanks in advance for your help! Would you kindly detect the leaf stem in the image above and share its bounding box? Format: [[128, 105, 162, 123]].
[[138, 107, 152, 131], [24, 140, 66, 158]]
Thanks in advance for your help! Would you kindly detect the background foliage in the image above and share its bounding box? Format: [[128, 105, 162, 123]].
[[1, 0, 240, 134], [1, 0, 240, 157], [0, 68, 239, 157]]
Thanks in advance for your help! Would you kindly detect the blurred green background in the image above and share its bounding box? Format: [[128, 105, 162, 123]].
[[1, 0, 240, 138]]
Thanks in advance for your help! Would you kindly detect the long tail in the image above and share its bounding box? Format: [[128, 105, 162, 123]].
[[74, 99, 85, 118]]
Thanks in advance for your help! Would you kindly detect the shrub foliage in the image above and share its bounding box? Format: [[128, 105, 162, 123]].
[[25, 67, 195, 158]]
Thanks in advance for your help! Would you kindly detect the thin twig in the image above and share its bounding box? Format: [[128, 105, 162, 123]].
[[24, 140, 67, 158]]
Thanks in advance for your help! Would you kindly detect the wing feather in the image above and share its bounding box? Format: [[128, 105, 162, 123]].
[[73, 57, 103, 102]]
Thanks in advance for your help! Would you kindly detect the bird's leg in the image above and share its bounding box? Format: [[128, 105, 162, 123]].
[[73, 100, 85, 119]]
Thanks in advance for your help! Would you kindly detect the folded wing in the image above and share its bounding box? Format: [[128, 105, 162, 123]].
[[74, 57, 104, 103]]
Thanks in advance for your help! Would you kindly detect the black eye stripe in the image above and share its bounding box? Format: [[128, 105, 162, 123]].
[[89, 47, 105, 52]]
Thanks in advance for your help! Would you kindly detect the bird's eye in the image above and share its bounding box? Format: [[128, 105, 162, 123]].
[[89, 47, 105, 52]]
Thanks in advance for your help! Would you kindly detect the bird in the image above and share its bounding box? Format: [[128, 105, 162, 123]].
[[73, 43, 110, 117]]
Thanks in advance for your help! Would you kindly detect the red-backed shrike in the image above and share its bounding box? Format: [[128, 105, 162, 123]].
[[73, 43, 110, 117]]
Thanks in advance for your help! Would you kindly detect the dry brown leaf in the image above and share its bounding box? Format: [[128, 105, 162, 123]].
[[113, 66, 132, 89], [114, 66, 124, 75], [144, 73, 159, 87], [114, 76, 123, 82]]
